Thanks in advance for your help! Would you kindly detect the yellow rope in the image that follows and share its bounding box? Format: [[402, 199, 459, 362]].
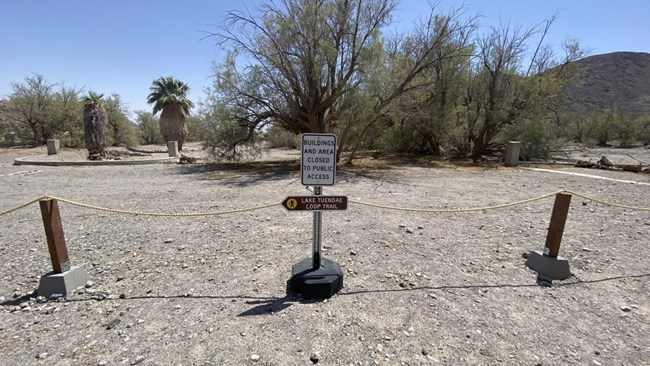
[[0, 197, 44, 216], [0, 195, 280, 217], [349, 191, 563, 213], [562, 190, 650, 212], [43, 195, 281, 217]]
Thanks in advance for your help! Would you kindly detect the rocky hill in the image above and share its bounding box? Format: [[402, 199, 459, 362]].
[[566, 51, 650, 116]]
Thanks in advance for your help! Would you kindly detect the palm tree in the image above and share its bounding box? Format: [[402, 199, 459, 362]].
[[146, 76, 194, 151], [81, 91, 107, 159]]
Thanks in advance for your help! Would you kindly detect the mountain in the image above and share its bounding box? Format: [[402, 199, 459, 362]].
[[565, 52, 650, 116]]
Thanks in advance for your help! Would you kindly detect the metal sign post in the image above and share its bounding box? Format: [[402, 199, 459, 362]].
[[288, 133, 344, 299], [312, 186, 323, 269]]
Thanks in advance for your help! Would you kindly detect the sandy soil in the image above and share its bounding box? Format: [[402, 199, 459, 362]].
[[0, 144, 649, 366]]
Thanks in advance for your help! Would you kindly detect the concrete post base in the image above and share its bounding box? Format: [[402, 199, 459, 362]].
[[37, 266, 90, 298], [289, 257, 343, 299], [167, 141, 179, 157], [46, 139, 60, 155], [505, 141, 521, 166], [525, 250, 571, 280]]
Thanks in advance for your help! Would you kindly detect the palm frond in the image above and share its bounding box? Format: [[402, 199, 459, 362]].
[[146, 76, 194, 116]]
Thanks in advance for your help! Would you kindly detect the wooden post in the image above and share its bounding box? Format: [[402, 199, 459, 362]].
[[543, 193, 572, 257], [39, 199, 71, 273]]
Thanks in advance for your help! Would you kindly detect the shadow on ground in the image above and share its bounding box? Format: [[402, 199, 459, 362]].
[[174, 154, 501, 187], [4, 273, 646, 317]]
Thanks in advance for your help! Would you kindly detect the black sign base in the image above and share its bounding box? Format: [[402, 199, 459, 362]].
[[289, 257, 343, 299]]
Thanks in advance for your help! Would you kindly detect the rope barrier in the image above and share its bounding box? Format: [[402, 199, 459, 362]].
[[0, 189, 648, 218], [0, 197, 44, 217], [562, 190, 650, 212], [349, 191, 562, 213], [0, 195, 280, 217]]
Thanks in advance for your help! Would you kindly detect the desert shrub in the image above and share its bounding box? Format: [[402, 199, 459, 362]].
[[582, 111, 615, 147], [136, 111, 162, 145], [185, 115, 209, 142], [637, 114, 650, 146], [377, 121, 418, 154], [265, 125, 299, 148], [500, 118, 557, 160]]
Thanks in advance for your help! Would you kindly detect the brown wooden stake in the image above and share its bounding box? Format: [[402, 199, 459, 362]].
[[39, 199, 71, 273], [543, 193, 572, 258]]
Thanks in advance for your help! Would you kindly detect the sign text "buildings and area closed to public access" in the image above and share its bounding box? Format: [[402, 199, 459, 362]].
[[301, 134, 337, 186]]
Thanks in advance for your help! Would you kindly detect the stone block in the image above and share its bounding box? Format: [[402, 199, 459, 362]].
[[38, 266, 90, 298]]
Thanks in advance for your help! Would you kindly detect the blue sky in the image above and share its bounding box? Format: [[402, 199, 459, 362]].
[[1, 0, 648, 117]]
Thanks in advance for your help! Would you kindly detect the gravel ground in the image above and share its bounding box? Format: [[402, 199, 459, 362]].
[[0, 144, 649, 366]]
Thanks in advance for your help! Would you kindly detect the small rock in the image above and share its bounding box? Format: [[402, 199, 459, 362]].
[[350, 250, 357, 256], [621, 306, 632, 312], [250, 354, 260, 361], [36, 352, 48, 359], [49, 293, 64, 301], [405, 228, 414, 234], [19, 302, 29, 309], [592, 360, 602, 366], [119, 294, 126, 299], [582, 247, 593, 252], [421, 347, 429, 356], [85, 281, 94, 288], [310, 353, 319, 364], [106, 319, 121, 330], [522, 252, 529, 259], [131, 355, 145, 365], [399, 282, 407, 288], [164, 238, 173, 244]]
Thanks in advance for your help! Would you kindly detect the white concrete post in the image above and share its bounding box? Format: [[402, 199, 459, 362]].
[[505, 141, 521, 166], [167, 141, 179, 157], [46, 139, 60, 155]]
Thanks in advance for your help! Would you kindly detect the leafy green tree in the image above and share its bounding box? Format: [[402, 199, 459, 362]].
[[185, 115, 207, 143], [105, 93, 138, 147], [637, 114, 650, 146], [135, 110, 162, 145], [1, 74, 83, 146], [81, 91, 108, 158], [147, 76, 194, 151], [5, 74, 55, 145], [377, 16, 475, 156], [461, 15, 585, 162], [51, 85, 84, 147]]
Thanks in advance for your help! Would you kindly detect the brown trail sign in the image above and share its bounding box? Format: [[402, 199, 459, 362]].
[[282, 196, 348, 211]]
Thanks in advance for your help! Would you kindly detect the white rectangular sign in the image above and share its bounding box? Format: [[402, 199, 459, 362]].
[[301, 133, 337, 186]]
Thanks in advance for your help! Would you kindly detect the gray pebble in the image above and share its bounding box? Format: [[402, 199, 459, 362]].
[[131, 355, 145, 365]]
